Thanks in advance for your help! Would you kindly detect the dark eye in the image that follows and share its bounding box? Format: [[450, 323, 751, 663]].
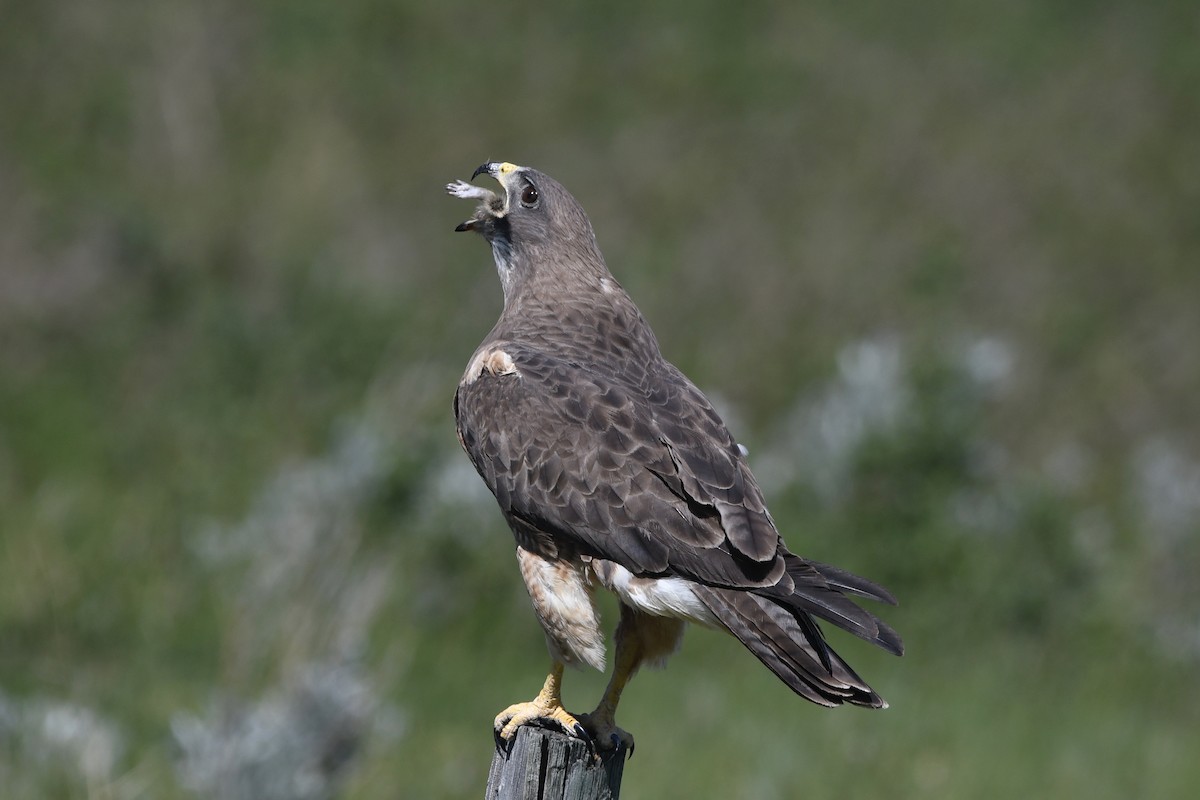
[[521, 183, 539, 206]]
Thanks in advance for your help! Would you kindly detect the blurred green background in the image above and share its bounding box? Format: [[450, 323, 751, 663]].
[[2, 1, 1198, 797]]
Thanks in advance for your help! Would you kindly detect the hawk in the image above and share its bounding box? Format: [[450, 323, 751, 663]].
[[447, 161, 902, 751]]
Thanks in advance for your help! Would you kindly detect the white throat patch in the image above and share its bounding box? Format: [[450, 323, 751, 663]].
[[491, 239, 516, 294]]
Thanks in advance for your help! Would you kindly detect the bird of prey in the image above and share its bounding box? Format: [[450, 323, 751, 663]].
[[447, 161, 902, 751]]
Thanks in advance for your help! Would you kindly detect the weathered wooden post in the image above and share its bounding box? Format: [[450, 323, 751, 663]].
[[485, 725, 627, 800]]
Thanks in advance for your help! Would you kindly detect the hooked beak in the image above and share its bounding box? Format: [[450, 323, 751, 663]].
[[472, 161, 520, 184], [447, 161, 521, 233]]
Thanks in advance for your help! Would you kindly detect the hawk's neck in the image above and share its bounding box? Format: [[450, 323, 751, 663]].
[[491, 274, 664, 372]]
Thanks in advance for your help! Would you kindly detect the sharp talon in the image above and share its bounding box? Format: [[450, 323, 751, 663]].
[[494, 696, 587, 745], [628, 739, 635, 759]]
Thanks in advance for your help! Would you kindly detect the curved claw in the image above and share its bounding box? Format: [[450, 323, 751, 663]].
[[494, 700, 588, 743], [575, 711, 635, 756]]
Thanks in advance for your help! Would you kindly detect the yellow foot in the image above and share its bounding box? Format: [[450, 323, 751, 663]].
[[494, 699, 587, 742], [576, 711, 635, 754]]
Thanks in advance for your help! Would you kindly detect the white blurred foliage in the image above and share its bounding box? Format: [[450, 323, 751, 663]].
[[0, 691, 123, 786], [955, 335, 1014, 388], [179, 407, 406, 798], [172, 663, 386, 800], [417, 452, 497, 538], [192, 417, 385, 588], [757, 336, 909, 499], [1134, 438, 1200, 545], [191, 412, 397, 665], [1133, 438, 1200, 659], [753, 333, 1034, 543]]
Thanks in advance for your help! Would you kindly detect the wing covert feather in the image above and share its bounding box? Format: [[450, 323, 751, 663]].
[[454, 342, 783, 587]]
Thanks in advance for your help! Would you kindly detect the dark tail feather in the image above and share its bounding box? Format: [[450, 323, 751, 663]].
[[783, 555, 905, 656], [694, 586, 887, 709], [808, 559, 899, 605]]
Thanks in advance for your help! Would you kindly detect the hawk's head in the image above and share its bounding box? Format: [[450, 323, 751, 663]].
[[447, 162, 604, 296]]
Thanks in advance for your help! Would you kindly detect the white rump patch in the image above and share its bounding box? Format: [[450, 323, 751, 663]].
[[593, 562, 720, 628]]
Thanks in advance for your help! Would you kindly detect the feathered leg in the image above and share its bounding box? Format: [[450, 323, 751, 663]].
[[579, 603, 685, 752]]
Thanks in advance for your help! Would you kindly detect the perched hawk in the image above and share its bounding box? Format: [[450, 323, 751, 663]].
[[447, 162, 902, 751]]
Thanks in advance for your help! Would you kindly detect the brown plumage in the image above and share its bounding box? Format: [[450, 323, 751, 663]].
[[447, 162, 902, 750]]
